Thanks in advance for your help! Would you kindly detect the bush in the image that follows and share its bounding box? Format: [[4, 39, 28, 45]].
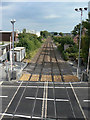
[[69, 53, 78, 61], [65, 45, 78, 53], [16, 30, 42, 59], [62, 51, 69, 61], [57, 44, 64, 52]]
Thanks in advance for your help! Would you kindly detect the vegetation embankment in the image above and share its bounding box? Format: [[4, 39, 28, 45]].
[[53, 19, 89, 66], [16, 29, 50, 62], [53, 36, 78, 61], [72, 19, 89, 64], [16, 29, 43, 62]]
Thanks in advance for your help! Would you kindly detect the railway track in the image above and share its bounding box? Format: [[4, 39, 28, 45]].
[[20, 37, 79, 82], [1, 37, 82, 120]]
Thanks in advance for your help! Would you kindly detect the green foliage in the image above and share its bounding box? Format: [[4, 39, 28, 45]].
[[57, 44, 64, 52], [68, 53, 78, 60], [53, 36, 78, 61], [81, 36, 89, 63], [59, 32, 63, 36], [62, 51, 69, 61], [53, 36, 74, 46], [72, 19, 89, 37], [22, 28, 26, 33], [54, 32, 58, 35], [71, 19, 89, 63], [17, 31, 42, 59], [37, 36, 43, 43], [40, 31, 50, 38], [65, 45, 78, 53]]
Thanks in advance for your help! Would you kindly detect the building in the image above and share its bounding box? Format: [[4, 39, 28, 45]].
[[0, 31, 19, 62], [0, 44, 10, 62], [0, 31, 18, 44], [11, 47, 26, 62]]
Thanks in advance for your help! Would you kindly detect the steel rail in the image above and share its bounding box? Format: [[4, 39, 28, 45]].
[[31, 41, 48, 119], [1, 41, 47, 120], [49, 41, 57, 119], [51, 42, 64, 82], [51, 39, 76, 119]]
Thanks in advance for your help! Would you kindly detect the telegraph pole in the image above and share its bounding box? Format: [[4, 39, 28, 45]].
[[87, 1, 90, 81], [75, 8, 87, 78], [10, 19, 16, 64]]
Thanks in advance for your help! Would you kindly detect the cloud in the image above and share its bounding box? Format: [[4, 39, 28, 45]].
[[44, 14, 61, 19], [1, 2, 88, 32]]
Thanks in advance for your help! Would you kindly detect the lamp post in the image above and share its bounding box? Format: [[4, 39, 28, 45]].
[[75, 8, 87, 78], [10, 19, 16, 64], [87, 1, 90, 81]]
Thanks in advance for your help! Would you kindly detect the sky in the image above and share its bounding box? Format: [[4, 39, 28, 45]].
[[0, 1, 89, 33]]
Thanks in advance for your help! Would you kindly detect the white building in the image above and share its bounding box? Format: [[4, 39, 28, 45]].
[[11, 47, 26, 62], [21, 29, 40, 37]]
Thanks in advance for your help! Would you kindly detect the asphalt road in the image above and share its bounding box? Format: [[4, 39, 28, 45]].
[[0, 81, 90, 120]]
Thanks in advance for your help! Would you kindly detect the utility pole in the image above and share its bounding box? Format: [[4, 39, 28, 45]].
[[10, 19, 16, 64], [87, 1, 90, 81], [75, 8, 87, 78]]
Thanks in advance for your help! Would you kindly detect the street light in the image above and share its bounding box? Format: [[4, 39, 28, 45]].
[[75, 7, 87, 78], [10, 19, 16, 64]]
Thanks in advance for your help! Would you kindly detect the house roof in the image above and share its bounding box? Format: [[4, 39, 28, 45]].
[[0, 31, 12, 33]]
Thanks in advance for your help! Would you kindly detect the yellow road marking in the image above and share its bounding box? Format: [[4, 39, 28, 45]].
[[20, 74, 31, 81], [30, 74, 39, 81], [54, 75, 62, 82], [20, 74, 79, 82], [63, 75, 80, 82], [41, 75, 52, 82]]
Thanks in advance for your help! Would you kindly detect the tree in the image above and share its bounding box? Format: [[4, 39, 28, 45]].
[[81, 36, 89, 63], [17, 30, 42, 54], [59, 32, 63, 36], [54, 32, 58, 36], [72, 19, 89, 63], [72, 20, 88, 37], [22, 28, 26, 33], [40, 31, 50, 38]]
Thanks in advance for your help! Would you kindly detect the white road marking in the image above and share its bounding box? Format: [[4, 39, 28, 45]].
[[0, 113, 41, 119], [15, 114, 31, 118], [1, 85, 89, 89], [45, 81, 48, 118], [25, 97, 69, 102], [0, 81, 23, 120], [0, 113, 13, 116], [56, 99, 69, 102], [70, 83, 87, 120], [83, 100, 90, 102], [0, 96, 8, 98], [17, 81, 88, 85], [41, 82, 46, 118], [65, 84, 76, 118]]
